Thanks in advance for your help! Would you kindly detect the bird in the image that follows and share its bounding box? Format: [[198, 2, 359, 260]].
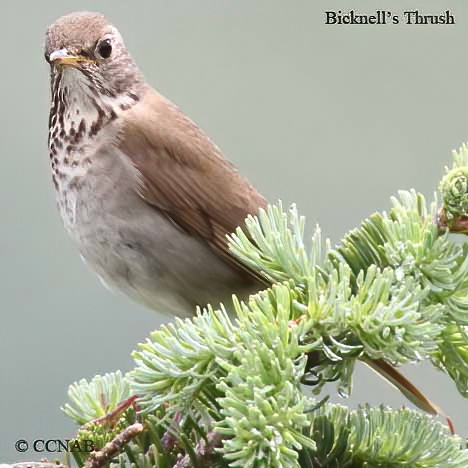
[[44, 11, 268, 318], [44, 11, 438, 416]]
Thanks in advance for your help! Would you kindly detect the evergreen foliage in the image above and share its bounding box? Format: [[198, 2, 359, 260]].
[[61, 146, 468, 467]]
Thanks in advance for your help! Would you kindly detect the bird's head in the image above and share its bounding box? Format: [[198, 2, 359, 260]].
[[45, 11, 144, 102]]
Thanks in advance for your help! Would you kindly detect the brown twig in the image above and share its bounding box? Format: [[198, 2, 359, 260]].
[[84, 395, 139, 428], [83, 423, 144, 468]]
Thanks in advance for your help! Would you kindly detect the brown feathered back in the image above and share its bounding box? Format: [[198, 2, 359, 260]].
[[119, 86, 268, 282]]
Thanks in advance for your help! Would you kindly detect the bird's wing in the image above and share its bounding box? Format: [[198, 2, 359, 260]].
[[118, 87, 268, 282]]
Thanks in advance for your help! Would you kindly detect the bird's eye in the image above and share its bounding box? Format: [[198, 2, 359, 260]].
[[44, 51, 50, 63], [96, 39, 112, 59]]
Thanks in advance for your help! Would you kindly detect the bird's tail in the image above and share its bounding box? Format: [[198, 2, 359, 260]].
[[362, 357, 439, 416]]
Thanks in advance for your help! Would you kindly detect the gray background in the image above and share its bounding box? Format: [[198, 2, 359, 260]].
[[1, 0, 468, 462]]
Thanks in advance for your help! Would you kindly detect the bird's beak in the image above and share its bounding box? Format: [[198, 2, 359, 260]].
[[48, 48, 92, 66]]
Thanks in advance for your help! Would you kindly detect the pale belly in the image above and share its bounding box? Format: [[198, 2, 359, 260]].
[[54, 149, 252, 318], [48, 74, 260, 318]]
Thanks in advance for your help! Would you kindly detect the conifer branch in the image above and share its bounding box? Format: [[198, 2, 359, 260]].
[[40, 144, 468, 466]]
